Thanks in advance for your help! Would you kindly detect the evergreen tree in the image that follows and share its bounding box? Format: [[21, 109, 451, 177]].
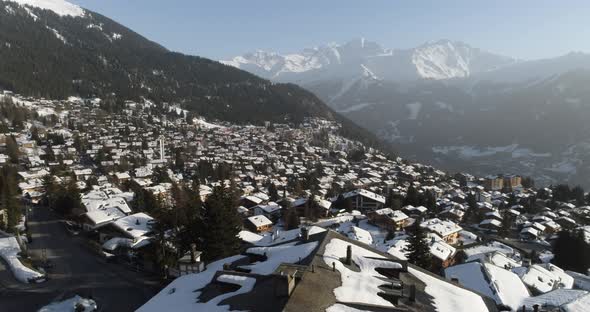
[[422, 191, 437, 212], [552, 230, 590, 273], [268, 183, 279, 202], [5, 136, 19, 164], [405, 219, 432, 269], [498, 212, 513, 237], [30, 126, 41, 143], [553, 184, 571, 202], [1, 169, 21, 233], [174, 148, 185, 171], [571, 185, 585, 206], [202, 183, 241, 261], [343, 196, 353, 213], [283, 202, 300, 230], [404, 185, 419, 207]]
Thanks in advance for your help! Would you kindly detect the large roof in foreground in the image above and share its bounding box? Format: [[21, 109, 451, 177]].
[[138, 229, 497, 312]]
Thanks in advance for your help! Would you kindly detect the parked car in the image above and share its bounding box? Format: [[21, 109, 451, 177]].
[[61, 220, 81, 236]]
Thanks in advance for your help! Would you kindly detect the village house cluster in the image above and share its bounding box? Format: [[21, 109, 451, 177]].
[[1, 92, 590, 311]]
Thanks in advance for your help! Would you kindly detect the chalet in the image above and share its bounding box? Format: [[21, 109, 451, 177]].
[[402, 205, 428, 217], [420, 218, 462, 245], [246, 215, 273, 233], [367, 208, 409, 231], [479, 219, 502, 231], [339, 189, 385, 212], [101, 212, 155, 253], [253, 202, 282, 222]]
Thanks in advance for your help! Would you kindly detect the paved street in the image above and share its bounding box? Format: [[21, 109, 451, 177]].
[[0, 206, 162, 311]]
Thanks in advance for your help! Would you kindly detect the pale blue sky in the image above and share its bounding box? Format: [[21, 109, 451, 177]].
[[72, 0, 590, 61]]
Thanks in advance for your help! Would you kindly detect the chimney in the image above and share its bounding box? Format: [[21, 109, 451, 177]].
[[300, 227, 309, 241], [190, 243, 197, 263], [345, 245, 352, 265]]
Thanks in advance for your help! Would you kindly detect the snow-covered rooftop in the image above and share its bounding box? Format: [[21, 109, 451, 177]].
[[247, 215, 273, 228], [112, 212, 154, 239], [421, 218, 462, 237], [322, 238, 404, 307], [409, 267, 490, 312]]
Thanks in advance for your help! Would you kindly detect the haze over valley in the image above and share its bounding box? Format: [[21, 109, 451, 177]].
[[224, 39, 590, 187]]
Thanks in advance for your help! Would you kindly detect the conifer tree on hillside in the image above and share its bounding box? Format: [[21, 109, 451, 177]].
[[202, 182, 242, 261], [0, 168, 21, 233], [283, 202, 300, 230], [404, 185, 419, 207], [405, 218, 432, 270], [5, 136, 19, 164], [268, 183, 279, 202], [553, 229, 590, 273]]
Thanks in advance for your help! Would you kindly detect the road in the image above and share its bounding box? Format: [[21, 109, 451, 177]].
[[0, 206, 163, 311]]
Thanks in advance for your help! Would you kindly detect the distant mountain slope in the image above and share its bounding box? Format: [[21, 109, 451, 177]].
[[221, 38, 517, 83], [226, 38, 590, 187], [0, 0, 360, 142]]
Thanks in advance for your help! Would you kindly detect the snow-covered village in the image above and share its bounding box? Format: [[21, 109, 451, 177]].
[[0, 91, 588, 312], [2, 1, 590, 311]]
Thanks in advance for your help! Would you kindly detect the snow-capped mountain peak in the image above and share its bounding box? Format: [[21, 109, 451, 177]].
[[412, 40, 472, 79], [222, 38, 516, 83], [2, 0, 85, 17]]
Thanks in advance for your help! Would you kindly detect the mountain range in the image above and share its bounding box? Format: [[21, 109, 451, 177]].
[[224, 39, 590, 187], [222, 38, 518, 83]]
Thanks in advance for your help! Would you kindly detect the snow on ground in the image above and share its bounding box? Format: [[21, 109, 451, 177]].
[[240, 241, 318, 275], [545, 160, 578, 174], [322, 238, 403, 307], [0, 236, 45, 283], [137, 255, 246, 312], [3, 0, 85, 17], [46, 26, 66, 44], [194, 117, 225, 129], [432, 144, 551, 160], [409, 267, 490, 312], [336, 102, 375, 114], [406, 102, 422, 120], [38, 295, 97, 312], [432, 144, 519, 159]]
